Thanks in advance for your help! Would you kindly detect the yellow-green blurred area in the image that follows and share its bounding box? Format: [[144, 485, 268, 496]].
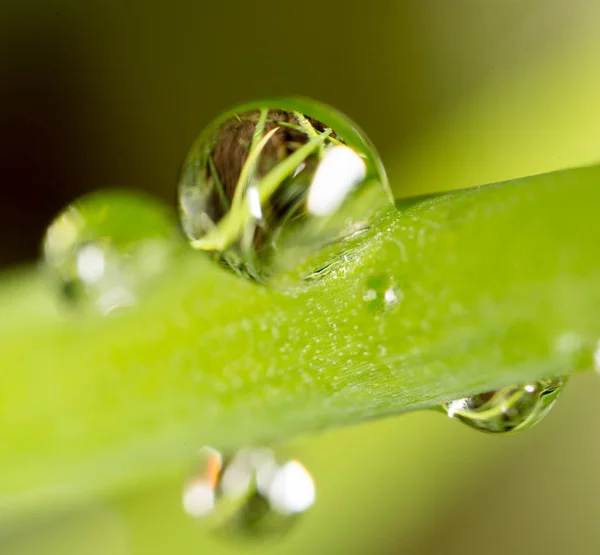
[[2, 1, 600, 553]]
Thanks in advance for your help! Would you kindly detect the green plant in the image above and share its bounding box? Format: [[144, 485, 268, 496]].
[[1, 163, 598, 528]]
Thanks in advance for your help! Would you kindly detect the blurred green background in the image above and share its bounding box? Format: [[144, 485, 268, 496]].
[[2, 1, 600, 553]]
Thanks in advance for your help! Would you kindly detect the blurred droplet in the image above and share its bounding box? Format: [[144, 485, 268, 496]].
[[178, 98, 392, 281], [266, 460, 315, 516], [42, 189, 178, 315], [594, 339, 600, 374], [363, 274, 403, 312], [182, 446, 315, 540], [182, 446, 223, 518], [444, 376, 567, 434]]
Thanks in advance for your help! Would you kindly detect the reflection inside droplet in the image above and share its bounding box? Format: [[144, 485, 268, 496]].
[[177, 99, 392, 281], [306, 145, 367, 216], [444, 376, 567, 434], [96, 286, 136, 316], [247, 186, 263, 220], [76, 244, 106, 284], [446, 397, 469, 419]]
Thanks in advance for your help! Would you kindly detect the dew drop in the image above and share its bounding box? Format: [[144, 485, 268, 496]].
[[42, 190, 178, 314], [182, 446, 315, 540], [362, 274, 403, 312], [178, 98, 392, 281], [444, 376, 567, 434]]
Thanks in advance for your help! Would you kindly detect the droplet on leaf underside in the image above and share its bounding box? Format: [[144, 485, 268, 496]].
[[177, 98, 392, 281], [42, 189, 178, 315], [444, 376, 567, 434]]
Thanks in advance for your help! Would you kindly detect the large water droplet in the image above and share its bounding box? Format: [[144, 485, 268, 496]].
[[42, 190, 178, 314], [178, 98, 392, 281], [182, 446, 315, 540], [444, 376, 567, 434]]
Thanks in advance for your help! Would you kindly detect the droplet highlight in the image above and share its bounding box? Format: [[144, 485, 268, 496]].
[[178, 98, 392, 281], [593, 339, 600, 374], [42, 190, 178, 314], [182, 446, 223, 518], [444, 376, 567, 434], [182, 446, 315, 539]]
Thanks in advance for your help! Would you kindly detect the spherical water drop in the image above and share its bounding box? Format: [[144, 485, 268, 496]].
[[444, 376, 567, 434], [182, 446, 315, 540], [178, 98, 392, 281], [42, 190, 178, 314]]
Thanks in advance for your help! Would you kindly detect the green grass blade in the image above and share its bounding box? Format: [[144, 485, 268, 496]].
[[207, 155, 229, 213], [230, 108, 269, 211], [268, 120, 344, 145], [1, 165, 600, 525], [192, 129, 331, 251], [294, 112, 319, 140]]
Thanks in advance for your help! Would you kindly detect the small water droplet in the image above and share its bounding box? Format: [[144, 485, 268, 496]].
[[362, 274, 403, 312], [182, 446, 315, 540], [42, 190, 178, 314], [444, 376, 567, 434], [178, 98, 392, 281]]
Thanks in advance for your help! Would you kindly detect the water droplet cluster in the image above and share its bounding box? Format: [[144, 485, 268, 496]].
[[38, 98, 576, 543], [43, 98, 392, 307], [182, 446, 315, 539], [444, 376, 567, 434], [177, 100, 392, 280]]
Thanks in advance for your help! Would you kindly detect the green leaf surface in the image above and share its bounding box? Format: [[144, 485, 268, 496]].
[[2, 165, 599, 527]]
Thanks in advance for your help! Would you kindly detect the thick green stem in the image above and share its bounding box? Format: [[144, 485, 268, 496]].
[[1, 166, 599, 525]]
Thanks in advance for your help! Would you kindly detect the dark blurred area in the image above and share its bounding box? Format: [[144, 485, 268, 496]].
[[0, 1, 419, 266], [1, 0, 592, 267]]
